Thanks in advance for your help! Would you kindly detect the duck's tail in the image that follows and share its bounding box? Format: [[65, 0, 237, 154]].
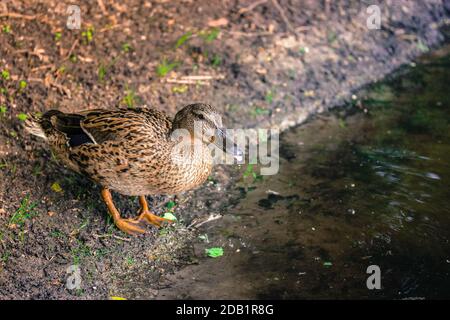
[[24, 113, 47, 140]]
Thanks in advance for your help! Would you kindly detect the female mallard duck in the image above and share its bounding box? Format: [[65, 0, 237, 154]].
[[25, 103, 242, 235]]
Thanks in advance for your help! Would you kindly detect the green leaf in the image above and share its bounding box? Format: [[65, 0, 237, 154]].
[[16, 113, 28, 121], [51, 182, 63, 193], [243, 164, 254, 178], [0, 105, 7, 115], [165, 200, 176, 210], [172, 85, 188, 93], [162, 212, 177, 221], [205, 247, 224, 258], [19, 80, 27, 89]]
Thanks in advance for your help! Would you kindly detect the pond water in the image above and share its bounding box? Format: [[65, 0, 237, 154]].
[[157, 46, 450, 299]]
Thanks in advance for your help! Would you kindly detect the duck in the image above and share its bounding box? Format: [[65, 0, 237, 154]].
[[24, 103, 242, 235]]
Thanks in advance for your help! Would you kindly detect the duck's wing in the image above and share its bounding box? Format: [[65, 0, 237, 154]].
[[36, 110, 94, 147], [33, 107, 173, 148], [80, 107, 172, 145]]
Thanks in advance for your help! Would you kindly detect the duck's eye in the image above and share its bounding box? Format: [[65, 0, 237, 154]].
[[197, 114, 205, 120]]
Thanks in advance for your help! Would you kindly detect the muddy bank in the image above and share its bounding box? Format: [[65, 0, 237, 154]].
[[0, 1, 449, 299]]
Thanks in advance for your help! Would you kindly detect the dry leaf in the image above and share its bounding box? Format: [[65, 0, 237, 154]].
[[208, 18, 228, 27]]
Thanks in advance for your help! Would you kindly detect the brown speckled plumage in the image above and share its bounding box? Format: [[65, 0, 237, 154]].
[[25, 103, 230, 235]]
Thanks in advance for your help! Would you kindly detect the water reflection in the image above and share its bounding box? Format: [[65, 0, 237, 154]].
[[157, 46, 450, 300]]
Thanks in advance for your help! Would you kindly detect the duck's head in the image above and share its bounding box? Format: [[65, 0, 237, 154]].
[[172, 103, 243, 161]]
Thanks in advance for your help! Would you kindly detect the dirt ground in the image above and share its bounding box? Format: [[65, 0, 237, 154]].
[[0, 0, 449, 299]]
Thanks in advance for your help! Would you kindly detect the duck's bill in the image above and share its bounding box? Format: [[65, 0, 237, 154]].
[[216, 128, 244, 162]]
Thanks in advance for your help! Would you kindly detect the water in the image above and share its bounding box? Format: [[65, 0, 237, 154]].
[[157, 46, 450, 299]]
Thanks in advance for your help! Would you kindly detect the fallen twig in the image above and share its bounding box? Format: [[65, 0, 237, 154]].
[[99, 24, 123, 33], [0, 12, 36, 20], [188, 213, 222, 229], [166, 79, 210, 86], [0, 12, 53, 26], [65, 39, 79, 60], [227, 30, 274, 37], [97, 0, 107, 15], [30, 64, 54, 72], [166, 74, 225, 85], [238, 0, 268, 14], [180, 75, 225, 80], [271, 0, 297, 37], [93, 233, 132, 242]]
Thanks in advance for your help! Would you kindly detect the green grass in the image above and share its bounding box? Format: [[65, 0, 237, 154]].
[[9, 194, 39, 228], [1, 251, 10, 264], [126, 256, 135, 266], [210, 54, 222, 67], [71, 239, 92, 265], [50, 150, 59, 163], [243, 164, 263, 182], [0, 160, 8, 170], [200, 27, 220, 42], [121, 42, 132, 53], [156, 59, 178, 77], [122, 89, 138, 108], [0, 105, 7, 116], [175, 31, 193, 48], [250, 106, 270, 117], [265, 90, 275, 104], [57, 66, 66, 75], [95, 248, 111, 258], [54, 32, 62, 41], [98, 64, 107, 82], [298, 47, 308, 55], [2, 25, 11, 33], [81, 26, 94, 43], [327, 31, 337, 44], [1, 70, 10, 80], [50, 229, 65, 239]]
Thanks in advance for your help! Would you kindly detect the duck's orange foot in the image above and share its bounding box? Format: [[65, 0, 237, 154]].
[[115, 217, 146, 235], [136, 210, 173, 227]]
